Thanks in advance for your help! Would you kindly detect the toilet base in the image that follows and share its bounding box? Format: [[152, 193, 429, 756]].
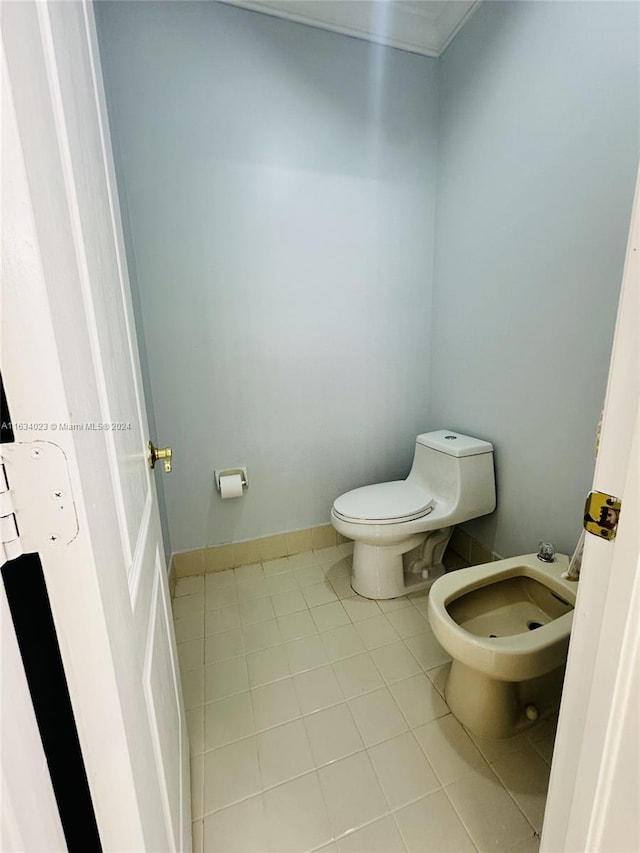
[[445, 659, 566, 740], [351, 535, 449, 599]]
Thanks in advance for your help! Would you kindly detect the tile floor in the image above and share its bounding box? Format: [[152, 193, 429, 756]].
[[173, 545, 556, 853]]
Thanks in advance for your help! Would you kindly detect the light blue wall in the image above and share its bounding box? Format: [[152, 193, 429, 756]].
[[430, 1, 639, 556], [96, 2, 438, 553], [97, 1, 638, 560]]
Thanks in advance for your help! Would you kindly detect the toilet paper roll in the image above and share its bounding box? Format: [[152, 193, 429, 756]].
[[219, 473, 244, 499]]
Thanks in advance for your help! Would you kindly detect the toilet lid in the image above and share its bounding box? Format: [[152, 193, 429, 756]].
[[333, 481, 436, 524]]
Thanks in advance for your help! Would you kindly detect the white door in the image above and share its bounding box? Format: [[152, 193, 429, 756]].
[[542, 175, 639, 850], [1, 2, 190, 850]]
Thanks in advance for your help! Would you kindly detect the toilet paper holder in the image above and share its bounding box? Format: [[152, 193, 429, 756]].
[[214, 467, 248, 493]]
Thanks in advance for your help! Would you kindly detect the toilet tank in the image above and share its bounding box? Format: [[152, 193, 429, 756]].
[[407, 430, 496, 521]]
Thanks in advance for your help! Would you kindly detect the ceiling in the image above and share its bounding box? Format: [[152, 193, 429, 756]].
[[220, 1, 480, 57]]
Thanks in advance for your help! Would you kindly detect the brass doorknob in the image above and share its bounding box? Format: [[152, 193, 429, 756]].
[[148, 440, 172, 473]]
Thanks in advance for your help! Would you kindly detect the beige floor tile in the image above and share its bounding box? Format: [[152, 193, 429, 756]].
[[329, 576, 356, 600], [530, 734, 555, 765], [204, 584, 238, 613], [337, 814, 406, 852], [377, 596, 412, 613], [240, 596, 275, 626], [303, 703, 364, 767], [174, 613, 204, 645], [236, 576, 270, 602], [389, 673, 449, 729], [525, 714, 558, 766], [354, 614, 400, 650], [205, 568, 236, 590], [174, 575, 205, 598], [203, 793, 267, 853], [265, 571, 299, 595], [205, 605, 241, 636], [287, 550, 318, 570], [526, 712, 559, 745], [468, 729, 530, 764], [371, 641, 422, 684], [321, 624, 367, 662], [247, 645, 290, 688], [181, 666, 204, 710], [277, 609, 318, 641], [426, 661, 450, 698], [268, 585, 308, 616], [294, 665, 344, 714], [404, 629, 451, 670], [303, 581, 339, 608], [204, 657, 249, 702], [491, 743, 551, 833], [341, 595, 381, 623], [186, 706, 204, 756], [410, 596, 430, 617], [368, 731, 440, 810], [395, 789, 475, 852], [445, 764, 533, 852], [191, 753, 204, 820], [204, 737, 261, 812], [242, 619, 281, 654], [348, 688, 408, 747], [312, 601, 351, 632], [234, 562, 263, 582], [414, 714, 487, 786], [251, 678, 301, 731], [319, 751, 389, 837], [332, 652, 385, 699], [285, 634, 328, 675], [191, 818, 203, 853], [324, 558, 352, 583], [204, 628, 244, 665], [177, 638, 204, 673], [295, 563, 327, 588], [262, 556, 291, 576], [264, 771, 333, 853], [173, 593, 205, 621], [385, 608, 430, 639], [314, 546, 342, 564], [205, 692, 254, 750], [257, 719, 314, 788], [506, 833, 541, 852]]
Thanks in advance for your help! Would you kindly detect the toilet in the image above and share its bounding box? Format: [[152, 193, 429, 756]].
[[428, 553, 577, 739], [330, 430, 496, 599]]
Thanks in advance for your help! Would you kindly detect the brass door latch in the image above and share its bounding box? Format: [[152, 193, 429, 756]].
[[583, 490, 621, 541], [148, 441, 172, 473]]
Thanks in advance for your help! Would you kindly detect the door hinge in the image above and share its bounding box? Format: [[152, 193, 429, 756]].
[[583, 490, 622, 542], [0, 441, 79, 567]]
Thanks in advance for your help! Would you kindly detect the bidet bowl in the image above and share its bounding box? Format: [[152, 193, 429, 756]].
[[428, 554, 576, 682]]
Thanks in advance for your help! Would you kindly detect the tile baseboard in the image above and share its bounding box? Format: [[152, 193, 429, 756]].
[[171, 524, 344, 580], [448, 528, 502, 566]]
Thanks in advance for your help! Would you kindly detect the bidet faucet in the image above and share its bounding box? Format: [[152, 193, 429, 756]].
[[537, 541, 555, 563]]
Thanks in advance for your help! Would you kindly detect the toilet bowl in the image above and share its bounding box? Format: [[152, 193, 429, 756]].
[[428, 553, 576, 739], [330, 430, 496, 599]]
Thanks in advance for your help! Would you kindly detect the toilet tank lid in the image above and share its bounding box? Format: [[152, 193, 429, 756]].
[[417, 430, 493, 458]]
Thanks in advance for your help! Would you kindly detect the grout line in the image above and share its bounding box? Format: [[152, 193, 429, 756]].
[[182, 548, 551, 851]]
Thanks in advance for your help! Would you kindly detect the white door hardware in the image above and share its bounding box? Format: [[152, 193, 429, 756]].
[[0, 442, 78, 568]]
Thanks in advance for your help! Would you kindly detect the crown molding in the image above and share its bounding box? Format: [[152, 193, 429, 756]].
[[219, 1, 480, 57]]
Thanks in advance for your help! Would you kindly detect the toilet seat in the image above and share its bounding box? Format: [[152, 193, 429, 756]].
[[333, 481, 436, 524]]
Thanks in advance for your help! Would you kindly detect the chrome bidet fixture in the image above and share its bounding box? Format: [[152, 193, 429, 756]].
[[537, 541, 555, 563]]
